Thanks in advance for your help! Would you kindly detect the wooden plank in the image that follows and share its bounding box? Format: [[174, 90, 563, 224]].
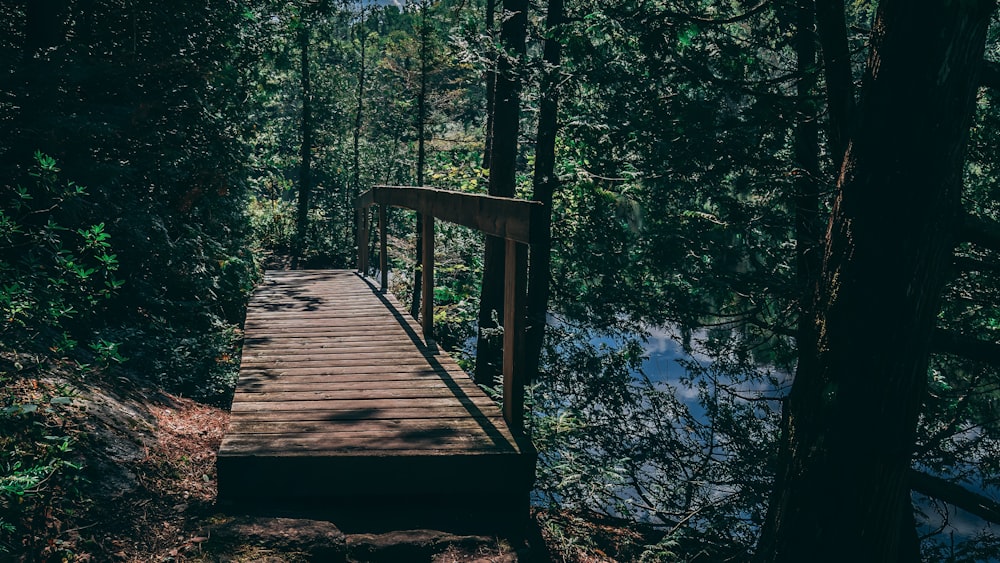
[[244, 317, 414, 327], [243, 344, 430, 357], [232, 388, 492, 401], [220, 434, 516, 453], [246, 305, 407, 315], [232, 396, 500, 412], [236, 379, 481, 392], [243, 328, 417, 338], [228, 405, 503, 422], [227, 418, 509, 435], [238, 365, 447, 377], [239, 361, 438, 371]]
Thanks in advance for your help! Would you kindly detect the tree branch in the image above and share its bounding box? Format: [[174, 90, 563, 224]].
[[960, 213, 1000, 250], [910, 470, 1000, 525], [980, 59, 1000, 90], [932, 328, 1000, 366], [953, 255, 1000, 275]]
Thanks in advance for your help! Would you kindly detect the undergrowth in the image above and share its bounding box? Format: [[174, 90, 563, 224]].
[[0, 154, 117, 558], [0, 369, 89, 558]]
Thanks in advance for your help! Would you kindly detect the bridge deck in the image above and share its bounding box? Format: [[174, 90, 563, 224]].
[[217, 270, 534, 525]]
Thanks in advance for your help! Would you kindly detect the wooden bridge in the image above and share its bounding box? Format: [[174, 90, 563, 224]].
[[217, 186, 542, 530]]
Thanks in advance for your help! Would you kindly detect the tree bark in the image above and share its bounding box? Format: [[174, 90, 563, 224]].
[[352, 7, 367, 218], [756, 2, 995, 561], [292, 20, 313, 270], [758, 0, 821, 553], [475, 0, 527, 384], [524, 0, 564, 383], [814, 0, 855, 164], [482, 0, 497, 170], [412, 0, 430, 319], [793, 0, 823, 371]]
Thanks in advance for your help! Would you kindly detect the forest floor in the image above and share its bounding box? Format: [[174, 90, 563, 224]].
[[3, 367, 635, 562]]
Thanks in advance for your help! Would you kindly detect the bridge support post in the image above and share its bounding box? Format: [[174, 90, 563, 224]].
[[379, 204, 388, 292], [421, 215, 435, 343], [357, 208, 369, 275], [503, 239, 528, 433]]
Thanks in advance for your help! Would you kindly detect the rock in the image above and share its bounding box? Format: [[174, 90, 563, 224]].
[[208, 516, 347, 560], [346, 530, 516, 563]]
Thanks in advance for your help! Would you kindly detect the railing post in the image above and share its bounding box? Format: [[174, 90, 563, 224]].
[[502, 239, 528, 433], [421, 215, 435, 344], [357, 207, 369, 275], [379, 204, 388, 293]]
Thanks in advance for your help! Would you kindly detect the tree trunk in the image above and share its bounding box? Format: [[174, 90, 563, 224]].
[[757, 0, 821, 552], [756, 2, 994, 562], [24, 0, 67, 60], [412, 0, 430, 319], [352, 8, 367, 248], [482, 0, 497, 170], [292, 20, 313, 270], [475, 0, 527, 384], [814, 0, 855, 163], [524, 0, 563, 383]]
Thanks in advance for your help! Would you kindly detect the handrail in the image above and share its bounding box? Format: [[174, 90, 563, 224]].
[[355, 185, 543, 434]]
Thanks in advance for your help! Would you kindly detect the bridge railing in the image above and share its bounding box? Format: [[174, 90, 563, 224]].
[[355, 185, 545, 433]]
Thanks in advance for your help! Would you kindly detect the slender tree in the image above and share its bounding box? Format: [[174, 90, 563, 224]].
[[411, 0, 431, 319], [352, 5, 368, 210], [524, 0, 564, 381], [756, 1, 995, 561], [475, 0, 528, 383], [292, 16, 313, 269], [482, 0, 497, 170], [814, 0, 855, 164]]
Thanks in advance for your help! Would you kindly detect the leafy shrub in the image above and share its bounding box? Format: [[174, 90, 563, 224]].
[[0, 152, 121, 357], [248, 194, 297, 255]]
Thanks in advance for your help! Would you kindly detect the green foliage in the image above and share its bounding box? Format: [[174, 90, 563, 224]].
[[248, 195, 297, 256], [1, 1, 261, 403], [0, 153, 121, 357]]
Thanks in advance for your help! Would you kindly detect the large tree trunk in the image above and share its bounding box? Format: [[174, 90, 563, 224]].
[[292, 21, 313, 270], [524, 0, 563, 383], [756, 1, 994, 562], [475, 0, 527, 384]]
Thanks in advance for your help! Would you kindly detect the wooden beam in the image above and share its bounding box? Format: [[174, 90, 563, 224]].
[[421, 215, 435, 343], [502, 239, 528, 433], [364, 186, 545, 245], [356, 188, 374, 209]]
